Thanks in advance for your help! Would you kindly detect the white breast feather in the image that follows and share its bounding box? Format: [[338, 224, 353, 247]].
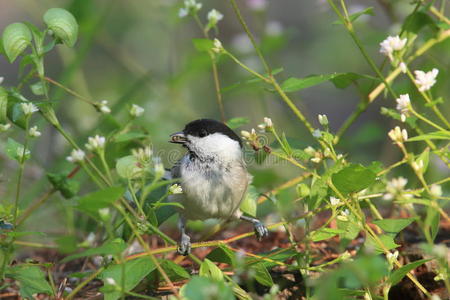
[[178, 133, 249, 220]]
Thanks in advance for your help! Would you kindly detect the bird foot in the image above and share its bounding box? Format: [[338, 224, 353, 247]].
[[254, 221, 269, 241], [177, 234, 191, 256]]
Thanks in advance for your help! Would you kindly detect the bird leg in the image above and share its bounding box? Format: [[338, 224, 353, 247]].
[[177, 216, 191, 256], [240, 215, 269, 241]]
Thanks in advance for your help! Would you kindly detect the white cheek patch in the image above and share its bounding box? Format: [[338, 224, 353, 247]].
[[188, 133, 242, 161]]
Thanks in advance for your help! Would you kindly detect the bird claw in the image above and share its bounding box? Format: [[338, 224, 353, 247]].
[[177, 234, 191, 256], [254, 221, 269, 241]]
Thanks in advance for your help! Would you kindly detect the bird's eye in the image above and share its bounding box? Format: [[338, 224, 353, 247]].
[[199, 129, 208, 137]]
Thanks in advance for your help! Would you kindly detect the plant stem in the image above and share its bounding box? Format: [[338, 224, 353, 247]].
[[229, 0, 271, 75], [16, 189, 56, 226], [66, 267, 105, 299], [192, 14, 226, 121]]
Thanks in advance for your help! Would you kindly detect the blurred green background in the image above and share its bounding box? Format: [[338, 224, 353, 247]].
[[0, 0, 449, 240]]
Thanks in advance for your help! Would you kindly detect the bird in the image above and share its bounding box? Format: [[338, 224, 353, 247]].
[[168, 118, 269, 255]]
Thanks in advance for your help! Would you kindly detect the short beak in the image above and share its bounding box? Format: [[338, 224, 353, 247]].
[[170, 131, 187, 144]]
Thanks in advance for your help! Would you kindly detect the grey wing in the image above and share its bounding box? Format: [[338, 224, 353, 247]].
[[170, 158, 183, 179], [163, 157, 183, 180]]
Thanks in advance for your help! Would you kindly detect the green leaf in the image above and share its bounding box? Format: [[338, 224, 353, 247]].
[[226, 117, 249, 129], [380, 107, 417, 127], [181, 276, 235, 300], [5, 138, 30, 162], [76, 186, 125, 217], [99, 257, 156, 300], [402, 11, 437, 34], [116, 155, 141, 179], [330, 73, 377, 89], [254, 149, 269, 164], [425, 205, 440, 241], [415, 148, 430, 173], [388, 259, 431, 286], [199, 258, 224, 281], [222, 67, 283, 92], [407, 131, 450, 141], [251, 263, 274, 287], [373, 218, 415, 234], [30, 81, 45, 96], [333, 7, 374, 24], [365, 234, 399, 254], [332, 163, 376, 195], [47, 172, 80, 199], [2, 22, 32, 62], [192, 38, 214, 52], [0, 87, 8, 124], [310, 228, 345, 242], [280, 74, 336, 92], [61, 238, 127, 263], [160, 259, 191, 280], [113, 132, 147, 143], [280, 73, 374, 93], [240, 185, 257, 217], [43, 8, 78, 47], [6, 265, 53, 299], [308, 176, 328, 210], [207, 244, 236, 267]]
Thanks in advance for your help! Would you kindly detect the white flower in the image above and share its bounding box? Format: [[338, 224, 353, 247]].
[[0, 77, 4, 85], [386, 250, 399, 261], [379, 35, 407, 61], [66, 149, 86, 163], [386, 250, 399, 269], [430, 184, 442, 197], [16, 146, 30, 161], [247, 0, 267, 11], [212, 38, 224, 54], [241, 130, 251, 139], [132, 146, 153, 164], [330, 196, 340, 206], [340, 251, 352, 261], [399, 62, 407, 73], [85, 135, 106, 151], [384, 177, 414, 201], [414, 68, 439, 92], [207, 9, 223, 26], [304, 146, 316, 156], [310, 157, 322, 164], [337, 209, 349, 221], [178, 0, 202, 18], [28, 126, 41, 137], [0, 123, 11, 132], [129, 104, 144, 117], [169, 184, 183, 195], [323, 148, 332, 158], [412, 160, 424, 173], [318, 114, 328, 126], [99, 100, 111, 114], [396, 94, 411, 122], [99, 208, 111, 221], [257, 117, 273, 131], [20, 102, 38, 116], [312, 129, 322, 139], [153, 157, 165, 177], [105, 277, 117, 286], [388, 126, 408, 143], [241, 128, 257, 141]]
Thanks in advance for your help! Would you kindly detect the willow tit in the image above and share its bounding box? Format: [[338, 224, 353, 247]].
[[169, 119, 269, 255]]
